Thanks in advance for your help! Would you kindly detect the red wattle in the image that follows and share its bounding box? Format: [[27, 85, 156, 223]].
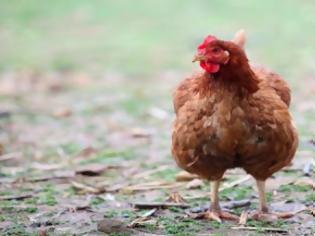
[[200, 61, 220, 73]]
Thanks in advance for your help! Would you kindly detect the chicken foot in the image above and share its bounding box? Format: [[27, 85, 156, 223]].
[[251, 180, 295, 221], [197, 180, 239, 223]]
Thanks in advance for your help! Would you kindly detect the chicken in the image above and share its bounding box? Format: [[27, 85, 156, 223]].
[[171, 30, 298, 222]]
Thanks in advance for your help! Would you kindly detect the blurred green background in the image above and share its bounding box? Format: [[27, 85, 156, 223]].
[[1, 0, 315, 79], [0, 0, 314, 140], [0, 2, 314, 235]]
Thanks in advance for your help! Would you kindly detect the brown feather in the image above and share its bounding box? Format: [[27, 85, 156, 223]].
[[172, 40, 298, 181]]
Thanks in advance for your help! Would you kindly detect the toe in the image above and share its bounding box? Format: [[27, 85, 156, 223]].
[[220, 211, 239, 221]]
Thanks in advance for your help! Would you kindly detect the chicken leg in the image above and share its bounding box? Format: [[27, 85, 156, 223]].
[[252, 180, 295, 221], [198, 180, 239, 223]]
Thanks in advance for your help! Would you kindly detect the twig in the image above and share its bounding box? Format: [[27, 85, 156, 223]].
[[128, 208, 157, 227], [231, 226, 289, 234], [71, 181, 105, 194], [222, 199, 251, 209], [0, 152, 22, 162], [27, 171, 75, 182], [133, 202, 189, 209], [122, 181, 184, 193], [0, 193, 34, 201], [185, 175, 251, 200], [219, 175, 251, 191], [132, 165, 169, 179], [238, 210, 248, 225]]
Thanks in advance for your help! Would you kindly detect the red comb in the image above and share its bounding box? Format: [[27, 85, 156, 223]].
[[198, 35, 217, 49]]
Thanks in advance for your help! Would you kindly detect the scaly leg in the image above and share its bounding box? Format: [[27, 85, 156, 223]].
[[252, 180, 295, 221], [198, 180, 239, 223]]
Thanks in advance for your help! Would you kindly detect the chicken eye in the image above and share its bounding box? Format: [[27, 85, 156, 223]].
[[212, 47, 221, 53]]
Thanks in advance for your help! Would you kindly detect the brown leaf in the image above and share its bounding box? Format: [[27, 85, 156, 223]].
[[0, 193, 34, 201], [133, 202, 189, 209], [166, 192, 186, 203], [175, 171, 199, 182], [76, 146, 97, 158], [71, 181, 105, 194], [294, 178, 315, 189], [0, 152, 22, 162], [75, 163, 116, 176], [121, 181, 184, 193], [238, 210, 248, 225], [31, 162, 64, 171], [128, 208, 157, 228], [97, 219, 133, 234], [130, 128, 151, 138], [52, 107, 72, 118], [185, 179, 203, 189]]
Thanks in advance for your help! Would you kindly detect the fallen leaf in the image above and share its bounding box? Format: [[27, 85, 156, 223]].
[[238, 210, 248, 225], [71, 181, 105, 194], [121, 181, 184, 193], [186, 179, 203, 189], [52, 107, 72, 118], [128, 208, 157, 227], [0, 193, 34, 201], [0, 152, 22, 162], [175, 171, 199, 182], [130, 128, 151, 138], [97, 219, 133, 234], [133, 202, 189, 209], [75, 163, 116, 176], [166, 192, 186, 203], [31, 162, 64, 171], [294, 178, 315, 189]]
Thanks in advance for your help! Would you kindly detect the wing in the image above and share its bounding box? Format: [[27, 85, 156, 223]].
[[253, 66, 291, 106], [173, 73, 203, 114]]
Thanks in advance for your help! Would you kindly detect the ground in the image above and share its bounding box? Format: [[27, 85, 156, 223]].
[[0, 1, 314, 236]]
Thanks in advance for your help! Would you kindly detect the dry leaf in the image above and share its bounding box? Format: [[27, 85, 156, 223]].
[[121, 181, 183, 193], [186, 179, 203, 189], [75, 163, 114, 176], [130, 128, 151, 138], [175, 171, 198, 182], [294, 178, 315, 189], [71, 181, 105, 194], [166, 192, 186, 203], [238, 210, 248, 225], [52, 107, 72, 118], [31, 162, 64, 171], [128, 208, 157, 227], [0, 152, 22, 162]]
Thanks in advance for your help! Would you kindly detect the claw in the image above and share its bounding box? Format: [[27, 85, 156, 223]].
[[196, 210, 239, 223], [250, 211, 296, 222]]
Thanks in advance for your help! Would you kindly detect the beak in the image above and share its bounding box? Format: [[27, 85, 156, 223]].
[[192, 54, 206, 63]]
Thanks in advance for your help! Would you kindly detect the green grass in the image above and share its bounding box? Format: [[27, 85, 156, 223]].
[[278, 184, 312, 193], [1, 0, 315, 79], [220, 185, 253, 200]]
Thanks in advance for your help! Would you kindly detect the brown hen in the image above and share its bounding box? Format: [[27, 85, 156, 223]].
[[172, 31, 298, 222]]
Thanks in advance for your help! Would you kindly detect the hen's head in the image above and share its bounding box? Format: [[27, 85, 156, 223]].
[[193, 35, 230, 74]]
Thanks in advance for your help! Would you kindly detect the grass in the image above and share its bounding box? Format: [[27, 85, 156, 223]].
[[0, 0, 315, 80], [278, 184, 312, 193], [0, 1, 314, 236], [220, 186, 253, 200]]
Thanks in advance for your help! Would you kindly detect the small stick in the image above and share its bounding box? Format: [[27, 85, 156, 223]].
[[0, 193, 33, 201], [231, 226, 289, 233], [0, 152, 22, 162], [238, 210, 248, 225], [133, 202, 189, 209]]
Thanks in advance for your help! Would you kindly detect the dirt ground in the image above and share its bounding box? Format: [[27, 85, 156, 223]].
[[0, 70, 314, 236]]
